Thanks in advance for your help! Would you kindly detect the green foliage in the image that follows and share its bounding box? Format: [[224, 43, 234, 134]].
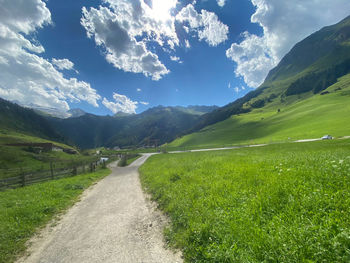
[[285, 59, 350, 95], [0, 169, 110, 263], [118, 153, 141, 167], [140, 140, 350, 262], [250, 98, 266, 108]]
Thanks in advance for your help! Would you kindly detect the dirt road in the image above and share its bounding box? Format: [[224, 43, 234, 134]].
[[17, 154, 182, 263]]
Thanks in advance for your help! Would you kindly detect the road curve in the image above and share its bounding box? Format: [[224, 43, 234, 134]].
[[17, 154, 182, 263]]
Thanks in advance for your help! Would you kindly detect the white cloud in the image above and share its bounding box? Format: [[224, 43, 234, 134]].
[[176, 4, 229, 46], [81, 0, 180, 81], [170, 56, 180, 62], [217, 0, 226, 7], [228, 82, 231, 89], [0, 0, 100, 111], [170, 55, 183, 63], [185, 39, 191, 49], [226, 0, 350, 88], [234, 87, 240, 93], [102, 92, 138, 114], [137, 88, 142, 92], [140, 101, 149, 105], [52, 58, 75, 71]]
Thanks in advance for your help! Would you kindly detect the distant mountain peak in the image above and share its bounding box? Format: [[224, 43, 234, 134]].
[[67, 108, 86, 118]]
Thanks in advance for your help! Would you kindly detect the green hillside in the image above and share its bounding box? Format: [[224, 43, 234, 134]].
[[182, 15, 350, 136], [168, 73, 350, 149], [0, 98, 64, 142], [168, 16, 350, 149]]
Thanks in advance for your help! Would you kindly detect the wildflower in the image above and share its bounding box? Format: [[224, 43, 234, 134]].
[[332, 165, 338, 168], [339, 160, 344, 164]]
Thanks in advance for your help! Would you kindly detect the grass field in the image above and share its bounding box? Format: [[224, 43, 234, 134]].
[[140, 139, 350, 262], [0, 168, 110, 263], [0, 132, 105, 179], [167, 74, 350, 150]]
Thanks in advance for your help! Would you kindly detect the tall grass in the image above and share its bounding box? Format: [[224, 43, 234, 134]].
[[140, 140, 350, 262]]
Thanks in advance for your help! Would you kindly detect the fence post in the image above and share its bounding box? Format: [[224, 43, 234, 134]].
[[50, 161, 54, 180], [21, 168, 25, 187]]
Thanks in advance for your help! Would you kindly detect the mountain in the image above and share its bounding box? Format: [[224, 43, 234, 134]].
[[0, 98, 64, 142], [183, 15, 350, 134], [47, 105, 217, 149], [168, 15, 350, 149], [67, 108, 86, 118], [11, 101, 72, 119]]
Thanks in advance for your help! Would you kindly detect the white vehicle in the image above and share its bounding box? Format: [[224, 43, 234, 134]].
[[321, 135, 333, 140]]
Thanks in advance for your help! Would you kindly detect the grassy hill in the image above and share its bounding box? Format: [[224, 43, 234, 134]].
[[0, 98, 64, 142], [168, 16, 350, 149], [168, 74, 350, 149]]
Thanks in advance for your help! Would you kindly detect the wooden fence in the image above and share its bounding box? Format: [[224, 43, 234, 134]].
[[0, 159, 104, 190]]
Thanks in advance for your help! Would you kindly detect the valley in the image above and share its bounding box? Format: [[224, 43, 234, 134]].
[[0, 10, 350, 263]]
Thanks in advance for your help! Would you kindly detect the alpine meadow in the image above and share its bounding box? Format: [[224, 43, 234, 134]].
[[1, 1, 350, 263]]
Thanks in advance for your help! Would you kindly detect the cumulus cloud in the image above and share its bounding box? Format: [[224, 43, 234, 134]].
[[102, 92, 138, 114], [176, 4, 229, 46], [81, 0, 181, 81], [0, 0, 100, 111], [217, 0, 226, 7], [137, 88, 142, 92], [52, 58, 75, 71], [140, 101, 149, 105], [226, 0, 350, 88]]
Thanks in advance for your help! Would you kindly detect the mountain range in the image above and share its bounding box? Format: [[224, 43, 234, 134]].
[[0, 15, 349, 150]]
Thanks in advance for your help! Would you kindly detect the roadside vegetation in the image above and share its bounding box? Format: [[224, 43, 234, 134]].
[[140, 139, 350, 262], [0, 132, 119, 180], [0, 168, 111, 263], [118, 153, 141, 167]]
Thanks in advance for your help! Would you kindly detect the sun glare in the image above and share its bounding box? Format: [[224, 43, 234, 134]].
[[151, 0, 177, 21]]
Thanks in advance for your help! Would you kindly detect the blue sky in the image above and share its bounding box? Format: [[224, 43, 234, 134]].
[[1, 0, 350, 116]]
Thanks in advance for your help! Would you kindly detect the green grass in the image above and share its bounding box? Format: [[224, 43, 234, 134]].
[[126, 154, 141, 165], [0, 168, 110, 263], [0, 132, 100, 179], [140, 139, 350, 262], [168, 74, 350, 150]]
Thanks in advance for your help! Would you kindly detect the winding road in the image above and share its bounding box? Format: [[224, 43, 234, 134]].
[[17, 154, 182, 263]]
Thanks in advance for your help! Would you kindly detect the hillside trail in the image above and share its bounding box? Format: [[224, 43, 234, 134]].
[[16, 154, 182, 263]]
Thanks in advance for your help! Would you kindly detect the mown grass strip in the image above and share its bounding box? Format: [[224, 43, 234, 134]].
[[0, 168, 111, 263], [140, 139, 350, 262], [126, 154, 141, 166]]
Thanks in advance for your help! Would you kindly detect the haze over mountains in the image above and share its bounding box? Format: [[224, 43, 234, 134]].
[[0, 16, 350, 150]]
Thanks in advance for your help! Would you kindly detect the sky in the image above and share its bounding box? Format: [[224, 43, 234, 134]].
[[0, 0, 350, 116]]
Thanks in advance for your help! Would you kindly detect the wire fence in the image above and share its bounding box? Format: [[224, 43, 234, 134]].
[[0, 157, 109, 190]]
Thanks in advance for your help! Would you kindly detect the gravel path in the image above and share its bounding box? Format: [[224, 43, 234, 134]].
[[17, 154, 182, 263]]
